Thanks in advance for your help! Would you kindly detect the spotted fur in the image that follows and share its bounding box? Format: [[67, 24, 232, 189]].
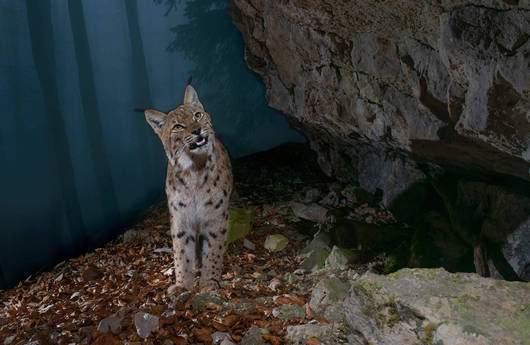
[[145, 85, 232, 291]]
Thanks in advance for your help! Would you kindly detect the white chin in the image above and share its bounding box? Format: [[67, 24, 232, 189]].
[[195, 143, 208, 152]]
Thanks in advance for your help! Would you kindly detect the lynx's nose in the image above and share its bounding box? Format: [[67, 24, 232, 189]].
[[192, 127, 201, 135]]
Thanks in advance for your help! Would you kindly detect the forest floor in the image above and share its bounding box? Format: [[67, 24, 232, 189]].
[[0, 144, 391, 345]]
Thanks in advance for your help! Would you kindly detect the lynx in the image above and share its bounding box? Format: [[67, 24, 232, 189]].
[[145, 85, 233, 291]]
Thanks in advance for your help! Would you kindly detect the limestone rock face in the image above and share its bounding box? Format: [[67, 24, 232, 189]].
[[344, 268, 530, 345], [230, 0, 530, 204]]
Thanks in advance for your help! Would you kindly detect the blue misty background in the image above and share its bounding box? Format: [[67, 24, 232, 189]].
[[0, 0, 304, 288]]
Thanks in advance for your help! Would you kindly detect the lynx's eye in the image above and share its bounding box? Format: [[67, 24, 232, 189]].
[[194, 112, 203, 120], [172, 123, 185, 131]]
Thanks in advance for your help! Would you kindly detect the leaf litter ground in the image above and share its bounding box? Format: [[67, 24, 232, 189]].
[[0, 144, 345, 345]]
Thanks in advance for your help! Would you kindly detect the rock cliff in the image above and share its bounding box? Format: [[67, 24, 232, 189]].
[[231, 0, 529, 201], [231, 0, 530, 280]]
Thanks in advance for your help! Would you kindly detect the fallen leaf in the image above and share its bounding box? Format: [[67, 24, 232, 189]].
[[220, 314, 240, 327], [306, 337, 320, 345], [275, 295, 305, 306], [305, 304, 314, 319], [263, 334, 283, 345], [192, 327, 213, 343], [205, 302, 223, 313], [92, 334, 120, 345]]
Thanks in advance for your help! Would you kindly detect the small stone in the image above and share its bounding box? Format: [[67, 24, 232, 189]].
[[286, 324, 333, 343], [161, 309, 176, 318], [222, 301, 255, 315], [97, 315, 122, 333], [255, 296, 275, 305], [268, 277, 282, 291], [273, 304, 306, 321], [122, 229, 149, 243], [134, 312, 159, 339], [264, 234, 289, 252], [320, 190, 340, 207], [220, 339, 236, 345], [38, 304, 54, 313], [294, 268, 308, 275], [325, 246, 359, 268], [291, 202, 328, 223], [241, 325, 266, 345], [70, 291, 82, 299], [303, 188, 321, 203], [154, 247, 172, 253], [243, 239, 256, 250], [299, 247, 330, 272], [227, 207, 255, 245], [174, 290, 192, 304], [283, 272, 299, 284], [267, 269, 278, 277], [192, 291, 223, 310], [211, 331, 232, 344], [297, 231, 331, 258], [4, 336, 15, 345], [23, 342, 39, 345]]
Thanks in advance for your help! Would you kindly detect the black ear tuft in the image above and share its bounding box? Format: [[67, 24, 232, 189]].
[[187, 76, 193, 85]]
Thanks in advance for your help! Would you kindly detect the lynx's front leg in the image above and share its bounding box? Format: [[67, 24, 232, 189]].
[[169, 213, 196, 291], [199, 215, 229, 288]]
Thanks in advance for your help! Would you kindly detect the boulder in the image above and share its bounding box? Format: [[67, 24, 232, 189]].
[[345, 268, 530, 345], [264, 234, 289, 252], [324, 246, 359, 269], [297, 231, 331, 258], [227, 207, 255, 245], [290, 202, 328, 224], [134, 312, 159, 339], [285, 324, 334, 344], [272, 304, 306, 321], [309, 277, 351, 322], [299, 247, 330, 272], [192, 291, 223, 310]]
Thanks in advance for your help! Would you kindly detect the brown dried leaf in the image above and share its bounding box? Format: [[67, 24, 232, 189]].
[[205, 302, 222, 313], [221, 314, 240, 327], [263, 334, 284, 345], [305, 303, 314, 319], [306, 337, 320, 345], [192, 327, 213, 343], [91, 334, 121, 345]]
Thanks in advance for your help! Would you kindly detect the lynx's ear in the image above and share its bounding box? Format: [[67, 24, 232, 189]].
[[145, 109, 167, 138], [183, 85, 204, 110]]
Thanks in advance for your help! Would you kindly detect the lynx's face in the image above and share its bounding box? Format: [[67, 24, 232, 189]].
[[145, 85, 215, 166]]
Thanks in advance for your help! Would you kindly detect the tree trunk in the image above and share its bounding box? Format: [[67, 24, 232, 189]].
[[25, 0, 87, 253], [124, 0, 157, 179], [67, 0, 121, 229]]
